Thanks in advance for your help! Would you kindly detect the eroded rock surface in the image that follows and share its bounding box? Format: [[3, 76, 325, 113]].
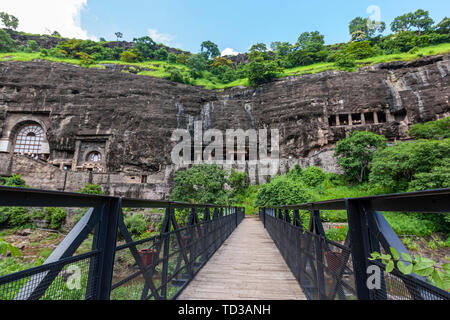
[[0, 54, 448, 198]]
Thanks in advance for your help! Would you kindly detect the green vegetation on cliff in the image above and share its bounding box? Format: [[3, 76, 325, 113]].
[[0, 9, 449, 89]]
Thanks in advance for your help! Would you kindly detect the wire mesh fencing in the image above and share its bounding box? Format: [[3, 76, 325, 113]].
[[0, 186, 245, 300], [259, 189, 450, 300]]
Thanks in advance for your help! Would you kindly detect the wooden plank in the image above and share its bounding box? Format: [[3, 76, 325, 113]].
[[177, 216, 307, 300]]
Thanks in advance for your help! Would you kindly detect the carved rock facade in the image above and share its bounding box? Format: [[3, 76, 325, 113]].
[[0, 54, 448, 198]]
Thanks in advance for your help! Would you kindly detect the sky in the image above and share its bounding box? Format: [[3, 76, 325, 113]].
[[0, 0, 449, 55]]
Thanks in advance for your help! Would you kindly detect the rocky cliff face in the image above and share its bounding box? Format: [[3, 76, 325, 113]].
[[0, 54, 448, 197]]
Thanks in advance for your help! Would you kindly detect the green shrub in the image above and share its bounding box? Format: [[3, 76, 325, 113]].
[[383, 212, 437, 236], [408, 46, 419, 54], [255, 175, 312, 207], [380, 31, 417, 53], [428, 239, 438, 250], [44, 207, 66, 229], [334, 131, 387, 183], [0, 29, 15, 52], [27, 40, 38, 52], [7, 207, 29, 227], [0, 207, 9, 226], [171, 164, 229, 205], [155, 47, 168, 61], [77, 52, 94, 65], [246, 54, 283, 86], [344, 40, 374, 59], [228, 169, 249, 197], [31, 209, 45, 220], [39, 48, 49, 57], [120, 50, 138, 62], [176, 53, 188, 64], [0, 174, 27, 187], [301, 166, 326, 188], [408, 117, 450, 140], [335, 54, 356, 70], [369, 139, 450, 192], [124, 213, 147, 236], [78, 183, 104, 195], [408, 166, 450, 191], [167, 53, 177, 64], [47, 47, 66, 59]]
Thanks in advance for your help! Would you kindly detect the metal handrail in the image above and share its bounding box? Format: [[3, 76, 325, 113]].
[[259, 188, 450, 300]]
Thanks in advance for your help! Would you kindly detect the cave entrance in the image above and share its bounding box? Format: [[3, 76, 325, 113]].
[[351, 114, 362, 125], [328, 116, 336, 127], [365, 112, 374, 124], [377, 111, 387, 123], [394, 110, 407, 122], [339, 114, 348, 126]]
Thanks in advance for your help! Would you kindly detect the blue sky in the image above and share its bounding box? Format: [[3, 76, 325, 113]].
[[3, 1, 449, 55]]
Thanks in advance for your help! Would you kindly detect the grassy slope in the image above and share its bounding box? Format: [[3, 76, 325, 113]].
[[1, 43, 449, 90]]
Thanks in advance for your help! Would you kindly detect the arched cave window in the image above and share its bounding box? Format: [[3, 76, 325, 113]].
[[13, 124, 46, 155], [87, 151, 102, 163]]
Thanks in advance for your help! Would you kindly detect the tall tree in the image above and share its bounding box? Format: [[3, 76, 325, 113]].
[[0, 12, 19, 30], [200, 40, 220, 60], [115, 32, 123, 41], [270, 41, 292, 58], [133, 36, 156, 59], [411, 9, 434, 34], [391, 10, 434, 34], [294, 31, 325, 52], [334, 131, 387, 183]]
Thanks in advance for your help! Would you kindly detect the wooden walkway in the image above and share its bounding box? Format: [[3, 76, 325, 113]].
[[177, 216, 306, 300]]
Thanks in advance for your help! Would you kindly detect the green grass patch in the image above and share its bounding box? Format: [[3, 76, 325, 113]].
[[358, 42, 450, 65]]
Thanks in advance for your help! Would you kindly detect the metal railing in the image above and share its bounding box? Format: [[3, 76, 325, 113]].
[[259, 188, 450, 300], [0, 186, 245, 300]]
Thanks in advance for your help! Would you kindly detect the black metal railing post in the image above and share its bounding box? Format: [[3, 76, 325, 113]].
[[92, 197, 121, 300], [346, 199, 372, 300]]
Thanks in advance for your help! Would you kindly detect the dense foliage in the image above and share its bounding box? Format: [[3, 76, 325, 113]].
[[255, 175, 312, 207], [170, 164, 229, 205], [334, 131, 387, 183], [408, 117, 450, 140], [369, 138, 450, 193], [78, 183, 104, 195]]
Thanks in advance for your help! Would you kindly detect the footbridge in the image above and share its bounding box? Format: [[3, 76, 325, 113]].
[[0, 186, 449, 300]]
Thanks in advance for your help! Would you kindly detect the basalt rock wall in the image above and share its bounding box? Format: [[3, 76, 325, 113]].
[[0, 54, 448, 197]]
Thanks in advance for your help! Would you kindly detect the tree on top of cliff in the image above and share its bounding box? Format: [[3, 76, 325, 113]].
[[246, 46, 283, 87], [0, 29, 16, 53], [0, 12, 19, 30], [200, 40, 220, 60], [115, 32, 123, 41], [133, 36, 156, 59], [334, 131, 387, 183], [391, 9, 434, 35], [294, 31, 325, 52]]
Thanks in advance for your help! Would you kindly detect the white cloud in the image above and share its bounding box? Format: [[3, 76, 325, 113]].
[[0, 0, 96, 40], [221, 48, 240, 57], [148, 28, 176, 46]]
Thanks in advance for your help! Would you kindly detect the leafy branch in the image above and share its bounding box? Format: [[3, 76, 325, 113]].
[[369, 247, 449, 292], [0, 238, 22, 257]]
